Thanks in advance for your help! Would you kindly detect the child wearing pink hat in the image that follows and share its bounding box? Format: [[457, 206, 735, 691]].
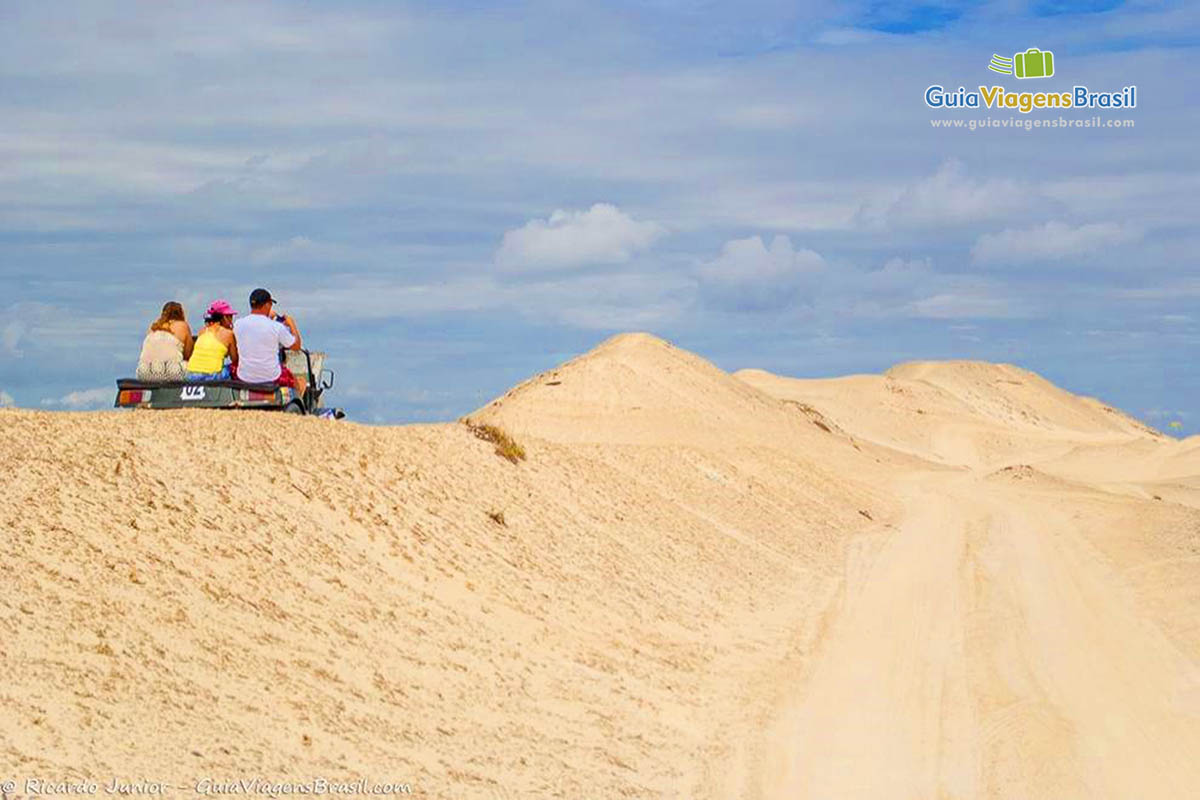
[[185, 300, 239, 381]]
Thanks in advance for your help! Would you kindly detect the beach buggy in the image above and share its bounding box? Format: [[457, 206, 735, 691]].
[[114, 349, 343, 417]]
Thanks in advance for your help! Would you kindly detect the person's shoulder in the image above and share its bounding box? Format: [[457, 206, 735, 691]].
[[169, 319, 190, 336]]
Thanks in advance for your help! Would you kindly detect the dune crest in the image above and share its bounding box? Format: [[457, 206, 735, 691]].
[[468, 332, 807, 448], [3, 335, 1199, 799], [884, 359, 1158, 437], [736, 360, 1159, 470]]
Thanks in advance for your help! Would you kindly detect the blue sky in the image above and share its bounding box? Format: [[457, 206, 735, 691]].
[[0, 0, 1196, 428]]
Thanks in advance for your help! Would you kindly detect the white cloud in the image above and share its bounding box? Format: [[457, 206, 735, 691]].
[[249, 235, 318, 266], [971, 221, 1142, 263], [41, 387, 112, 410], [290, 270, 691, 330], [291, 277, 500, 320], [697, 235, 825, 312], [1, 302, 139, 356], [516, 272, 692, 329], [828, 258, 1031, 321], [0, 390, 14, 407], [2, 321, 26, 357], [862, 256, 933, 289], [906, 290, 1021, 319], [856, 158, 1033, 229], [495, 203, 665, 271]]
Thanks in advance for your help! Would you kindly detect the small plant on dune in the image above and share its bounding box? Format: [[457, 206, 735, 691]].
[[463, 420, 526, 464], [486, 509, 506, 526]]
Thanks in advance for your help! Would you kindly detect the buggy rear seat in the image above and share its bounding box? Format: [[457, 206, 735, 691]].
[[117, 378, 282, 393]]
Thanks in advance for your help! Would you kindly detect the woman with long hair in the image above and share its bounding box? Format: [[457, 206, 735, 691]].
[[135, 301, 193, 381]]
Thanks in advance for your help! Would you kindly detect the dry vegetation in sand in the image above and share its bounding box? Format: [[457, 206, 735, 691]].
[[461, 420, 526, 464], [2, 332, 1199, 798]]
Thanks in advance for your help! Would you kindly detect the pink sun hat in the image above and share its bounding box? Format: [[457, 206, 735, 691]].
[[206, 299, 237, 317]]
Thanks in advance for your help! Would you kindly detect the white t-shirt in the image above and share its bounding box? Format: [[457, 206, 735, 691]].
[[233, 314, 296, 383]]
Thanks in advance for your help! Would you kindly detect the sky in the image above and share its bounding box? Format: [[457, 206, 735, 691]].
[[0, 0, 1196, 428]]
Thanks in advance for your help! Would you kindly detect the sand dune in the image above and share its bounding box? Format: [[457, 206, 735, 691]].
[[736, 360, 1158, 470], [3, 333, 1199, 798]]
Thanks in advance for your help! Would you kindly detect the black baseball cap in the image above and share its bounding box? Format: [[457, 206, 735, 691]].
[[249, 288, 275, 307]]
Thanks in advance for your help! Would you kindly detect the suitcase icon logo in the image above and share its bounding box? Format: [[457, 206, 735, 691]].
[[988, 48, 1055, 79]]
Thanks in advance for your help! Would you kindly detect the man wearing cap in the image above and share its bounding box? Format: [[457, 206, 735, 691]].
[[232, 288, 305, 392]]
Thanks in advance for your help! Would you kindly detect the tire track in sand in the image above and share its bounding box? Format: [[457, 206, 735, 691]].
[[758, 473, 1200, 799]]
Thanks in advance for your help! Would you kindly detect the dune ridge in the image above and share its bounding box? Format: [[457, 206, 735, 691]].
[[3, 333, 1199, 798]]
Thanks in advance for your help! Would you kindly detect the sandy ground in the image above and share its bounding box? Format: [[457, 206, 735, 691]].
[[2, 333, 1198, 798]]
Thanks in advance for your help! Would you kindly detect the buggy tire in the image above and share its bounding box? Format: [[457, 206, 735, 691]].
[[283, 401, 305, 415]]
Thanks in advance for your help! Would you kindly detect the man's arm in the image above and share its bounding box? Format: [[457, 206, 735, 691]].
[[281, 315, 302, 351]]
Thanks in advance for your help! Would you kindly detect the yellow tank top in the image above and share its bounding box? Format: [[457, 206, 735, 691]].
[[187, 329, 229, 374]]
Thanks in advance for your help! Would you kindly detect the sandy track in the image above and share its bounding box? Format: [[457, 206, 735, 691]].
[[760, 476, 978, 798], [761, 472, 1200, 799]]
